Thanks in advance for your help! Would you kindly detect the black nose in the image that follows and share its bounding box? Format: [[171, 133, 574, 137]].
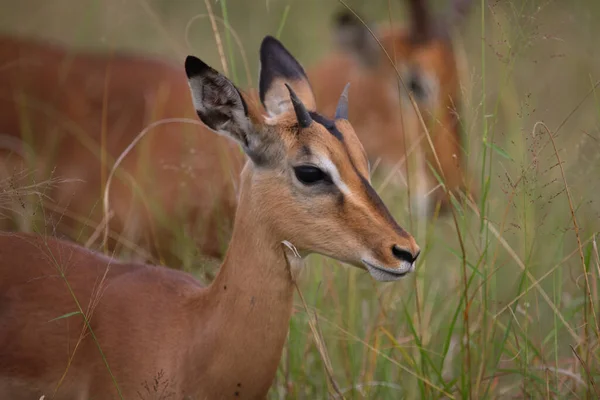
[[392, 245, 419, 263]]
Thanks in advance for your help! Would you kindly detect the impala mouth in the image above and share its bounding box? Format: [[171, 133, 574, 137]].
[[362, 259, 414, 282]]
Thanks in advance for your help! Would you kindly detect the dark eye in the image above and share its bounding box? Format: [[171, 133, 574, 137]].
[[407, 72, 427, 101], [293, 165, 329, 185], [408, 76, 425, 100]]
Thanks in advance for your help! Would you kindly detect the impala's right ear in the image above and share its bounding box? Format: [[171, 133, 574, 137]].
[[333, 10, 379, 68], [185, 56, 255, 151]]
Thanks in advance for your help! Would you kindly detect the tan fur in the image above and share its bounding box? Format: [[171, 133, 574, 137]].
[[0, 35, 244, 262], [0, 42, 419, 398]]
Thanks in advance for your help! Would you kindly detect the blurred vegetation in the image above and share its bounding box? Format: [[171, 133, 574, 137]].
[[1, 0, 600, 398]]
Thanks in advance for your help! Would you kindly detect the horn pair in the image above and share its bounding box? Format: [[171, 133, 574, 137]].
[[284, 83, 351, 128]]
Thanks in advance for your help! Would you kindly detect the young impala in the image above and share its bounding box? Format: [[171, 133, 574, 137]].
[[309, 0, 474, 215], [0, 36, 420, 399]]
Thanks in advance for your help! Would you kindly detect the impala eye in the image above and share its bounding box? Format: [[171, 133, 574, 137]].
[[408, 74, 426, 101], [293, 165, 331, 185]]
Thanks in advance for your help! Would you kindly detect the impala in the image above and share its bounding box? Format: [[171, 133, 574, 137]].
[[0, 34, 244, 263], [0, 35, 420, 399], [0, 1, 470, 264], [309, 0, 475, 215]]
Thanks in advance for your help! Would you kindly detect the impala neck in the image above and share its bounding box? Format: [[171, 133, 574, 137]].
[[211, 205, 295, 296], [197, 165, 295, 394], [211, 170, 295, 296]]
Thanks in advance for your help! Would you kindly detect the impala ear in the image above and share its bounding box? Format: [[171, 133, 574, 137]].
[[186, 56, 269, 164], [332, 10, 379, 69], [406, 0, 434, 43], [258, 35, 316, 118], [446, 0, 474, 29]]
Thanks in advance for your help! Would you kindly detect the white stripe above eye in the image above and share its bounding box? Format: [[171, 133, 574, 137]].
[[317, 156, 351, 196]]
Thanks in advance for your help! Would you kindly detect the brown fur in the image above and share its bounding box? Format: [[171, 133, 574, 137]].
[[309, 1, 476, 214], [0, 39, 419, 398], [0, 35, 244, 263]]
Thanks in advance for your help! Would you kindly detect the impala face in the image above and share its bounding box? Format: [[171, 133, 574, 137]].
[[186, 36, 420, 281], [315, 1, 474, 216]]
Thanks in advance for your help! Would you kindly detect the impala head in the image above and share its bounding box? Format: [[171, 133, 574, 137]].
[[331, 0, 474, 215], [186, 36, 419, 281]]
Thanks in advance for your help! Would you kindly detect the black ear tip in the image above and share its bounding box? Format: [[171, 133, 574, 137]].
[[185, 55, 211, 78], [262, 35, 278, 43], [334, 9, 361, 28], [260, 35, 284, 53]]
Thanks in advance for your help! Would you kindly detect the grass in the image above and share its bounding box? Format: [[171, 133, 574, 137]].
[[1, 0, 600, 398]]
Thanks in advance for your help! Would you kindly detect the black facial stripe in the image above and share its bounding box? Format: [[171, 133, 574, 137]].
[[308, 112, 344, 142], [357, 171, 409, 239], [309, 111, 369, 178], [301, 113, 389, 226]]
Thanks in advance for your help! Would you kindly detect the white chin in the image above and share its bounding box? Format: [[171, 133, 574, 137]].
[[362, 260, 414, 282]]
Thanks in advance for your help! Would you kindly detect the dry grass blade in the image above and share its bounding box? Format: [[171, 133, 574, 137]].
[[101, 118, 203, 249], [134, 0, 187, 57], [533, 121, 600, 340], [0, 172, 75, 209], [294, 281, 345, 399], [203, 0, 229, 76], [570, 345, 600, 397], [493, 237, 594, 317], [465, 198, 580, 342], [315, 314, 456, 398], [32, 237, 123, 398], [184, 14, 253, 88]]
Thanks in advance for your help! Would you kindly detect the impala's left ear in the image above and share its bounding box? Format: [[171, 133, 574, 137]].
[[258, 36, 316, 117], [186, 56, 276, 164], [186, 56, 252, 146]]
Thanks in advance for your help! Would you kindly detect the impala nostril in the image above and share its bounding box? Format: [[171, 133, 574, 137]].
[[391, 245, 415, 264]]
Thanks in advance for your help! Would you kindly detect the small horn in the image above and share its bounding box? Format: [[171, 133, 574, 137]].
[[285, 83, 312, 128], [335, 82, 351, 120]]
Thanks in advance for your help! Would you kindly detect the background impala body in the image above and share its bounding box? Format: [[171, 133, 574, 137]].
[[0, 35, 244, 263], [0, 35, 419, 399]]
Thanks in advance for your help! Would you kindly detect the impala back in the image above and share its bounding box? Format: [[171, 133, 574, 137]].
[[0, 35, 244, 263]]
